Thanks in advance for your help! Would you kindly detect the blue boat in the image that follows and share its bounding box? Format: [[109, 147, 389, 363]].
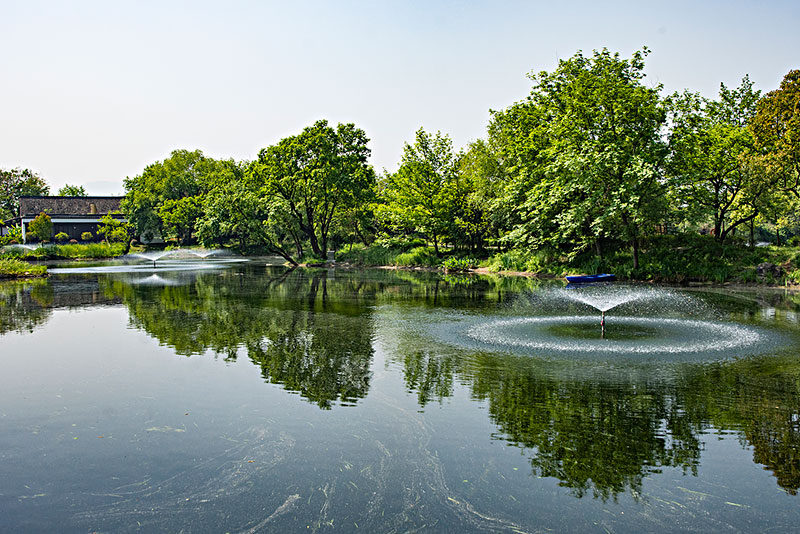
[[565, 273, 616, 283]]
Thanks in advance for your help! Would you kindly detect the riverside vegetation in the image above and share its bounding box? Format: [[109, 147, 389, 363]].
[[2, 48, 799, 283]]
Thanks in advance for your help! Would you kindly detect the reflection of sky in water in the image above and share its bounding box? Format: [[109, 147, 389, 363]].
[[1, 269, 799, 533]]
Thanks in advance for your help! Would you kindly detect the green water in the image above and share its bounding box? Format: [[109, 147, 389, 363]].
[[1, 262, 799, 532]]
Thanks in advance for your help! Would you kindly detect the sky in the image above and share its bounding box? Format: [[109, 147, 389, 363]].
[[1, 0, 798, 196]]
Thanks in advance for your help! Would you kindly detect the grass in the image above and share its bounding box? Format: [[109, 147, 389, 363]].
[[484, 234, 800, 285], [0, 258, 47, 279], [0, 242, 127, 260], [337, 243, 476, 270]]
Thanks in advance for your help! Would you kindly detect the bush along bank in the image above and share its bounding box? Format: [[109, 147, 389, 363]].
[[0, 242, 128, 261], [0, 258, 47, 279], [336, 235, 800, 286]]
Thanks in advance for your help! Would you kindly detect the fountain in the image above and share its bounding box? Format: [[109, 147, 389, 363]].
[[558, 284, 668, 337], [190, 249, 221, 259], [47, 248, 246, 275], [422, 284, 775, 361], [129, 250, 177, 268], [2, 243, 42, 253]]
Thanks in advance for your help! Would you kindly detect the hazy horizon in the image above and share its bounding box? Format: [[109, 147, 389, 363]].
[[2, 0, 798, 195]]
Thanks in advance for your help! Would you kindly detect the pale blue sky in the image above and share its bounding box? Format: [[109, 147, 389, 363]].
[[1, 0, 798, 195]]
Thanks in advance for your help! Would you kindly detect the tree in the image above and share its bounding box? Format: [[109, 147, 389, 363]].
[[499, 48, 667, 268], [0, 168, 49, 220], [668, 76, 767, 243], [57, 184, 87, 196], [253, 120, 375, 259], [28, 212, 53, 242], [751, 69, 800, 198], [378, 128, 462, 255], [158, 196, 203, 244], [456, 139, 510, 252], [97, 213, 134, 245], [122, 149, 228, 241]]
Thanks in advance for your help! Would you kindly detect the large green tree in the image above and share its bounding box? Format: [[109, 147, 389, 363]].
[[0, 168, 49, 220], [378, 128, 463, 255], [253, 120, 375, 259], [122, 150, 233, 242], [668, 76, 769, 243], [751, 69, 800, 198], [498, 48, 667, 267]]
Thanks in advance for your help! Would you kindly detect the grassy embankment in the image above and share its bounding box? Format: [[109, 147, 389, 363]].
[[336, 234, 800, 285], [0, 242, 128, 261], [0, 258, 47, 279], [0, 242, 130, 279]]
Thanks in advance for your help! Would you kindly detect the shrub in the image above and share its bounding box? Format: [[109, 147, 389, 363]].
[[55, 232, 69, 243], [97, 213, 133, 243], [28, 212, 53, 242], [0, 258, 47, 278], [486, 250, 530, 272], [394, 246, 439, 267], [441, 256, 477, 272], [81, 231, 93, 241]]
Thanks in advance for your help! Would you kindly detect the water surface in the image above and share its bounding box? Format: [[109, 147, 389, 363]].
[[1, 262, 799, 532]]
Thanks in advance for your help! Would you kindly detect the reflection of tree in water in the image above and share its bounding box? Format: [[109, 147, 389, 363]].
[[467, 355, 702, 500], [104, 268, 376, 409], [396, 343, 800, 499], [679, 357, 800, 495], [0, 279, 53, 335]]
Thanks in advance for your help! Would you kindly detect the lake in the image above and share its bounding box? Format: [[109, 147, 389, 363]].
[[2, 259, 799, 533]]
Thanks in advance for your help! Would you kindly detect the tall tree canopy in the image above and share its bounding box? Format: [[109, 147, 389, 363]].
[[0, 168, 49, 220], [668, 76, 769, 243], [253, 120, 375, 259], [122, 149, 235, 243], [751, 69, 800, 197], [497, 48, 667, 267], [378, 128, 463, 255]]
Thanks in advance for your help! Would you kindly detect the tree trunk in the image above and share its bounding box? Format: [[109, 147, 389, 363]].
[[433, 234, 440, 256], [594, 239, 602, 258], [632, 239, 639, 270], [749, 219, 755, 249], [776, 228, 781, 246]]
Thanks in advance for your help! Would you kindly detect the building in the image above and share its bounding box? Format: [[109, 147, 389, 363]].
[[4, 196, 125, 243]]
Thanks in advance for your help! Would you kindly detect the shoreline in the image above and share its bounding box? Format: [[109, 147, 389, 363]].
[[332, 262, 800, 291]]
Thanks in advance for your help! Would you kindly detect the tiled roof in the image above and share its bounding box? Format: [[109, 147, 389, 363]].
[[19, 196, 123, 217]]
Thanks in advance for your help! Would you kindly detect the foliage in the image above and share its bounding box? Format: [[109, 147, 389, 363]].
[[28, 212, 53, 242], [335, 243, 403, 266], [495, 48, 667, 268], [253, 120, 376, 260], [81, 231, 93, 241], [751, 69, 800, 197], [158, 196, 202, 244], [0, 258, 47, 278], [0, 167, 49, 220], [97, 213, 133, 244], [0, 225, 23, 245], [1, 242, 126, 260], [57, 184, 87, 196], [377, 128, 462, 255], [54, 232, 69, 243], [440, 256, 477, 272], [393, 246, 440, 267], [122, 149, 235, 242], [667, 77, 771, 243]]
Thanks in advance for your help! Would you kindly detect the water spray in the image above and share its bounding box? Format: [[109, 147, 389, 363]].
[[601, 311, 605, 338]]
